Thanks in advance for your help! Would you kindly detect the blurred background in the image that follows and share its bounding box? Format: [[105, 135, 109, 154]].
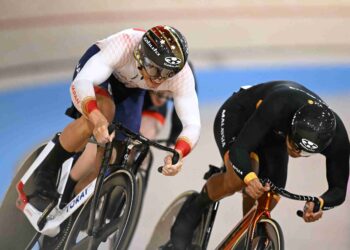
[[0, 0, 349, 249]]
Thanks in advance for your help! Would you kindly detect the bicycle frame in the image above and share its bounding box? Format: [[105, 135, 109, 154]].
[[16, 140, 98, 237], [16, 123, 179, 239], [217, 191, 280, 250]]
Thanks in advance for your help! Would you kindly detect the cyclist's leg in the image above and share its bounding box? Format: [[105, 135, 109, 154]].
[[31, 44, 106, 208], [32, 88, 115, 210], [68, 143, 102, 195], [140, 112, 165, 139], [109, 77, 146, 141], [205, 92, 253, 202], [65, 80, 146, 197], [70, 92, 116, 177], [168, 93, 251, 249]]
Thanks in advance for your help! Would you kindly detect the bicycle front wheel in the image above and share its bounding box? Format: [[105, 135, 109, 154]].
[[251, 218, 284, 250], [233, 218, 284, 250], [112, 170, 145, 250], [63, 169, 137, 250], [146, 191, 198, 250]]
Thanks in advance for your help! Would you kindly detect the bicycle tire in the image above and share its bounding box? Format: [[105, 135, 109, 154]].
[[0, 144, 46, 250], [252, 218, 284, 250], [232, 218, 284, 250], [63, 169, 137, 250], [191, 201, 218, 250], [114, 171, 145, 250], [146, 191, 198, 250]]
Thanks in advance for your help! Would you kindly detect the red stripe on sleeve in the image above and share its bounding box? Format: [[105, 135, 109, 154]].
[[175, 139, 192, 158], [86, 99, 98, 114]]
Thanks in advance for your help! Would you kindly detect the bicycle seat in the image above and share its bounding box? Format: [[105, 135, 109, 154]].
[[203, 164, 225, 180]]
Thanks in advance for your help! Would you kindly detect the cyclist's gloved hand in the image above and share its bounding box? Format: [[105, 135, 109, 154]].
[[88, 110, 114, 144], [161, 152, 183, 176], [244, 178, 270, 200], [302, 198, 323, 223]]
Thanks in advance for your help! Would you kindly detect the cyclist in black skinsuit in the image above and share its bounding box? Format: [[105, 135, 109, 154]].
[[162, 81, 350, 250]]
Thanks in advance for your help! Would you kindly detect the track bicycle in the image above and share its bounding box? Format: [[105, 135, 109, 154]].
[[0, 122, 178, 250], [147, 165, 322, 250]]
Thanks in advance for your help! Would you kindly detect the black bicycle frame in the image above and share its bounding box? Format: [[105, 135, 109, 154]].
[[86, 122, 179, 237], [201, 201, 220, 249]]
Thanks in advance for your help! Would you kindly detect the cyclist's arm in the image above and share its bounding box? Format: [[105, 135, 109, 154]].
[[168, 107, 182, 145], [168, 63, 198, 145], [228, 94, 285, 184], [71, 31, 130, 117], [320, 116, 349, 210], [172, 82, 200, 158], [70, 52, 114, 117]]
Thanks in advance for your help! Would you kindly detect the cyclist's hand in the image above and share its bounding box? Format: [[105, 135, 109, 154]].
[[244, 178, 270, 200], [88, 109, 113, 144], [303, 201, 323, 223], [161, 154, 183, 176]]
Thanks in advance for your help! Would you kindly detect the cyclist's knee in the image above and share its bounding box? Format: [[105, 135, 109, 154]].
[[140, 115, 162, 139], [223, 170, 244, 195]]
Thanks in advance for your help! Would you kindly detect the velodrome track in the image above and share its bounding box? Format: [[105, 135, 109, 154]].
[[0, 66, 349, 249], [1, 1, 350, 248]]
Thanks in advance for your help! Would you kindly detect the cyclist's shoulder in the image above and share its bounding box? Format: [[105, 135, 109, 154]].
[[262, 81, 313, 98], [252, 81, 326, 111]]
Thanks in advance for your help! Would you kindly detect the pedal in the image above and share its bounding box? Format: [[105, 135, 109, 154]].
[[37, 199, 58, 230]]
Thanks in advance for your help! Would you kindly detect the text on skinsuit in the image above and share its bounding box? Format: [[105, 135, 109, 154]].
[[71, 85, 80, 105], [220, 109, 226, 148], [232, 164, 243, 176]]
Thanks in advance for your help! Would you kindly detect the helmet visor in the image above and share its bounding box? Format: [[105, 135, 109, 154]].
[[143, 57, 176, 81], [290, 138, 314, 157]]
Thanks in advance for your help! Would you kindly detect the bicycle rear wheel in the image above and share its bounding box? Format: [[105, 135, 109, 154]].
[[63, 169, 136, 250], [0, 144, 46, 250], [146, 191, 198, 250]]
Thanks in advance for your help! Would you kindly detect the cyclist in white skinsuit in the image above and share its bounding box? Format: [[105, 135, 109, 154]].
[[69, 63, 199, 196], [31, 25, 201, 210]]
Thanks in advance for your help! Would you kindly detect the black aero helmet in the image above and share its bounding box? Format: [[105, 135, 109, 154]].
[[290, 102, 336, 153], [135, 25, 189, 81]]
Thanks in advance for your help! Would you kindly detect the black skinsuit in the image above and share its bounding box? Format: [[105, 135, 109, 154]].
[[213, 81, 349, 209]]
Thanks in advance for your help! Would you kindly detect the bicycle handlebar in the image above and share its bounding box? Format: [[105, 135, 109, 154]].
[[260, 178, 321, 217], [108, 123, 179, 163], [108, 124, 180, 174], [87, 123, 179, 235]]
